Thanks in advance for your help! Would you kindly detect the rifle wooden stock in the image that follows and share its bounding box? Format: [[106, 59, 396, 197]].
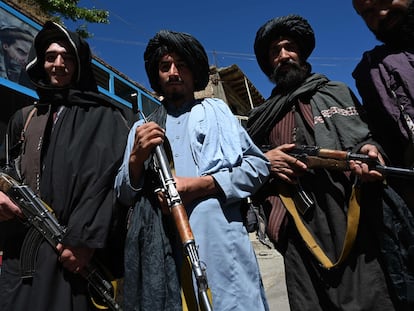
[[141, 111, 213, 311], [152, 142, 213, 311], [170, 202, 195, 244], [298, 155, 350, 171], [289, 145, 414, 179], [317, 148, 349, 160], [153, 143, 195, 244]]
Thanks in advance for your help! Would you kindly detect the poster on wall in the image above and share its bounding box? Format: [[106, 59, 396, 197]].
[[0, 7, 37, 84]]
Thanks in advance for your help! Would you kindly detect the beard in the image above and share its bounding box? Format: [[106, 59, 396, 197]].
[[163, 88, 186, 102], [374, 1, 414, 48], [269, 59, 310, 92]]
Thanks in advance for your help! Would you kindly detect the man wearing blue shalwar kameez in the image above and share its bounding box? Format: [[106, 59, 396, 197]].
[[114, 30, 270, 311]]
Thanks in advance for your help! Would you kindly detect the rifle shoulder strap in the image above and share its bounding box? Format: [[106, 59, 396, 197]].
[[19, 106, 50, 193], [277, 183, 360, 269], [20, 106, 37, 143]]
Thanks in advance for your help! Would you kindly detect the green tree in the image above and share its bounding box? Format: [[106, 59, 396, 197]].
[[26, 0, 109, 37]]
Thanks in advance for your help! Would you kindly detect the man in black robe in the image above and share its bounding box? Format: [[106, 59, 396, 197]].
[[248, 14, 396, 311], [0, 21, 131, 311]]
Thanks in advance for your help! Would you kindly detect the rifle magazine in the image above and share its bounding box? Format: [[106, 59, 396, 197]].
[[20, 227, 43, 278]]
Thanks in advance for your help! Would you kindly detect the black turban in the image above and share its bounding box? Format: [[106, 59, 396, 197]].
[[144, 30, 210, 94], [254, 14, 315, 77]]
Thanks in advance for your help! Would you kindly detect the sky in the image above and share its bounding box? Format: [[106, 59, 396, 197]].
[[66, 0, 381, 101]]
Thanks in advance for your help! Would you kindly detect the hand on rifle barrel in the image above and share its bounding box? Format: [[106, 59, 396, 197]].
[[129, 121, 165, 188], [56, 244, 95, 274], [158, 175, 217, 214], [348, 144, 384, 182], [175, 176, 217, 205], [264, 143, 307, 184]]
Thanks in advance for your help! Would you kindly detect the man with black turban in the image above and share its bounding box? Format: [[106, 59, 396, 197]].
[[115, 30, 270, 311], [247, 14, 396, 311], [0, 21, 131, 310]]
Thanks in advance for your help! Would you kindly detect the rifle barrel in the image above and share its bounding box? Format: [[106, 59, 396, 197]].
[[287, 146, 414, 180], [375, 165, 414, 179], [139, 111, 213, 310]]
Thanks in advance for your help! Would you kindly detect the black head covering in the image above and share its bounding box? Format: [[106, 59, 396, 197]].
[[144, 30, 210, 94], [254, 14, 315, 77], [25, 21, 98, 92]]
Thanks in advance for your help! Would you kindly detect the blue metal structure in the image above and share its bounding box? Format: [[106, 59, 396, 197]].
[[0, 0, 161, 118]]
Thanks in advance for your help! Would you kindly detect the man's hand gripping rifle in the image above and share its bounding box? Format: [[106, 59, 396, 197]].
[[141, 112, 213, 311], [288, 145, 414, 179], [0, 172, 122, 311]]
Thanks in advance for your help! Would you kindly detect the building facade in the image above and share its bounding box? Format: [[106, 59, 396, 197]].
[[0, 0, 264, 150]]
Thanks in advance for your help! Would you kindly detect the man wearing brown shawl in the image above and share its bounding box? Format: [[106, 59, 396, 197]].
[[248, 14, 396, 311]]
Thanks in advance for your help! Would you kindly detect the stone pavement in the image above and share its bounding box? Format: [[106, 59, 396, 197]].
[[250, 233, 291, 311]]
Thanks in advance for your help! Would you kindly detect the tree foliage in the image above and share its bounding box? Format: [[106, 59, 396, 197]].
[[26, 0, 109, 37]]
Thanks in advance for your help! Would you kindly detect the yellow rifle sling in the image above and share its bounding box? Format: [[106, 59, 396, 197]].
[[277, 183, 360, 269]]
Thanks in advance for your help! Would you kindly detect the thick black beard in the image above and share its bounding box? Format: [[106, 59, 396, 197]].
[[270, 61, 309, 93], [375, 1, 414, 49]]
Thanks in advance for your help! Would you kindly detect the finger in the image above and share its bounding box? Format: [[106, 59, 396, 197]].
[[289, 156, 307, 170], [377, 152, 386, 165], [0, 209, 15, 220], [56, 243, 63, 254], [276, 173, 296, 184], [161, 205, 170, 215], [276, 143, 296, 152]]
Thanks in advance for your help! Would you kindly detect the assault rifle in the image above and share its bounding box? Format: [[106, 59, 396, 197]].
[[0, 172, 122, 311], [141, 112, 213, 311], [286, 145, 414, 179]]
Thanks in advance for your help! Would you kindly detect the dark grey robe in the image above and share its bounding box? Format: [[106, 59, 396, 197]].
[[248, 73, 396, 311]]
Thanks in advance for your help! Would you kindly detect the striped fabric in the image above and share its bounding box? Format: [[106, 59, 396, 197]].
[[265, 101, 313, 242]]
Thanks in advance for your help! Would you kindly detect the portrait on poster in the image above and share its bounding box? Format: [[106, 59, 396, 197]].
[[0, 7, 37, 83]]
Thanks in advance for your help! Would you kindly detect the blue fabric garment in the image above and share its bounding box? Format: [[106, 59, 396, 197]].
[[115, 97, 270, 311]]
